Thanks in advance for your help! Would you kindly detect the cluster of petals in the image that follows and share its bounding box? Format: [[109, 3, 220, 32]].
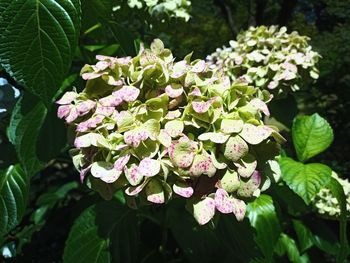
[[207, 25, 320, 97], [58, 39, 284, 225]]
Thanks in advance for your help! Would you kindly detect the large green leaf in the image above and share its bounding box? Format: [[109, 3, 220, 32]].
[[167, 201, 224, 263], [327, 177, 350, 262], [216, 215, 262, 263], [63, 201, 139, 263], [247, 194, 281, 261], [0, 165, 29, 238], [0, 0, 81, 104], [292, 220, 314, 253], [7, 94, 47, 176], [7, 93, 67, 175], [279, 157, 332, 204], [292, 113, 333, 162], [274, 234, 309, 263]]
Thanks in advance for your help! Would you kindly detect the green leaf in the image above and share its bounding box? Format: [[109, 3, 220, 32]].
[[0, 0, 81, 104], [7, 93, 67, 175], [326, 177, 350, 262], [216, 215, 262, 263], [36, 107, 67, 162], [292, 220, 314, 253], [247, 194, 281, 261], [279, 157, 332, 204], [275, 234, 309, 263], [292, 113, 333, 162], [63, 200, 139, 263], [7, 94, 47, 175], [167, 200, 224, 263], [0, 165, 29, 238]]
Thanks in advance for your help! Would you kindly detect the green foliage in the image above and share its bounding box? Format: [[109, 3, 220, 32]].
[[0, 1, 349, 262], [0, 0, 81, 104], [274, 233, 309, 263], [279, 157, 332, 204], [7, 94, 47, 175], [0, 165, 29, 238], [292, 113, 334, 162], [247, 194, 281, 261], [63, 200, 139, 263]]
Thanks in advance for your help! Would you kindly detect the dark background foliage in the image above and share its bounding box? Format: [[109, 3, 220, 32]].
[[0, 0, 349, 262]]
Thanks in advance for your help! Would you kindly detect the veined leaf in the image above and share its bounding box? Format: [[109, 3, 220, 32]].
[[7, 94, 47, 176], [279, 157, 332, 204], [0, 0, 81, 104], [292, 114, 333, 162], [0, 165, 29, 238], [292, 220, 314, 253], [275, 233, 310, 263], [7, 92, 67, 176], [247, 194, 281, 261], [63, 201, 139, 263]]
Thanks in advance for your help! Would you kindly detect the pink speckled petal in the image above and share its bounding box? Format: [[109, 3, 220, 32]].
[[173, 181, 193, 198], [192, 100, 211, 113], [191, 60, 206, 73], [95, 105, 115, 116], [250, 98, 270, 116], [188, 87, 202, 97], [165, 84, 184, 98], [240, 124, 273, 145], [158, 130, 172, 147], [165, 110, 181, 120], [189, 154, 216, 177], [116, 57, 132, 65], [192, 197, 216, 225], [82, 72, 105, 80], [124, 164, 143, 186], [267, 81, 279, 90], [114, 154, 131, 171], [250, 170, 262, 187], [99, 95, 122, 107], [138, 158, 161, 177], [65, 107, 79, 123], [76, 100, 96, 115], [76, 115, 105, 132], [91, 161, 122, 183], [74, 133, 95, 148], [215, 188, 234, 214], [145, 179, 165, 204], [57, 105, 71, 119], [56, 91, 77, 105], [164, 120, 184, 137], [94, 61, 109, 71], [232, 198, 246, 221], [125, 178, 150, 196], [113, 86, 140, 102], [96, 55, 114, 61], [79, 165, 91, 183]]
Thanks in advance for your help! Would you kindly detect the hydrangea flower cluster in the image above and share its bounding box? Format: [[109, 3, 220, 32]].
[[57, 39, 283, 225], [207, 26, 320, 96], [126, 0, 191, 21], [314, 172, 350, 218]]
